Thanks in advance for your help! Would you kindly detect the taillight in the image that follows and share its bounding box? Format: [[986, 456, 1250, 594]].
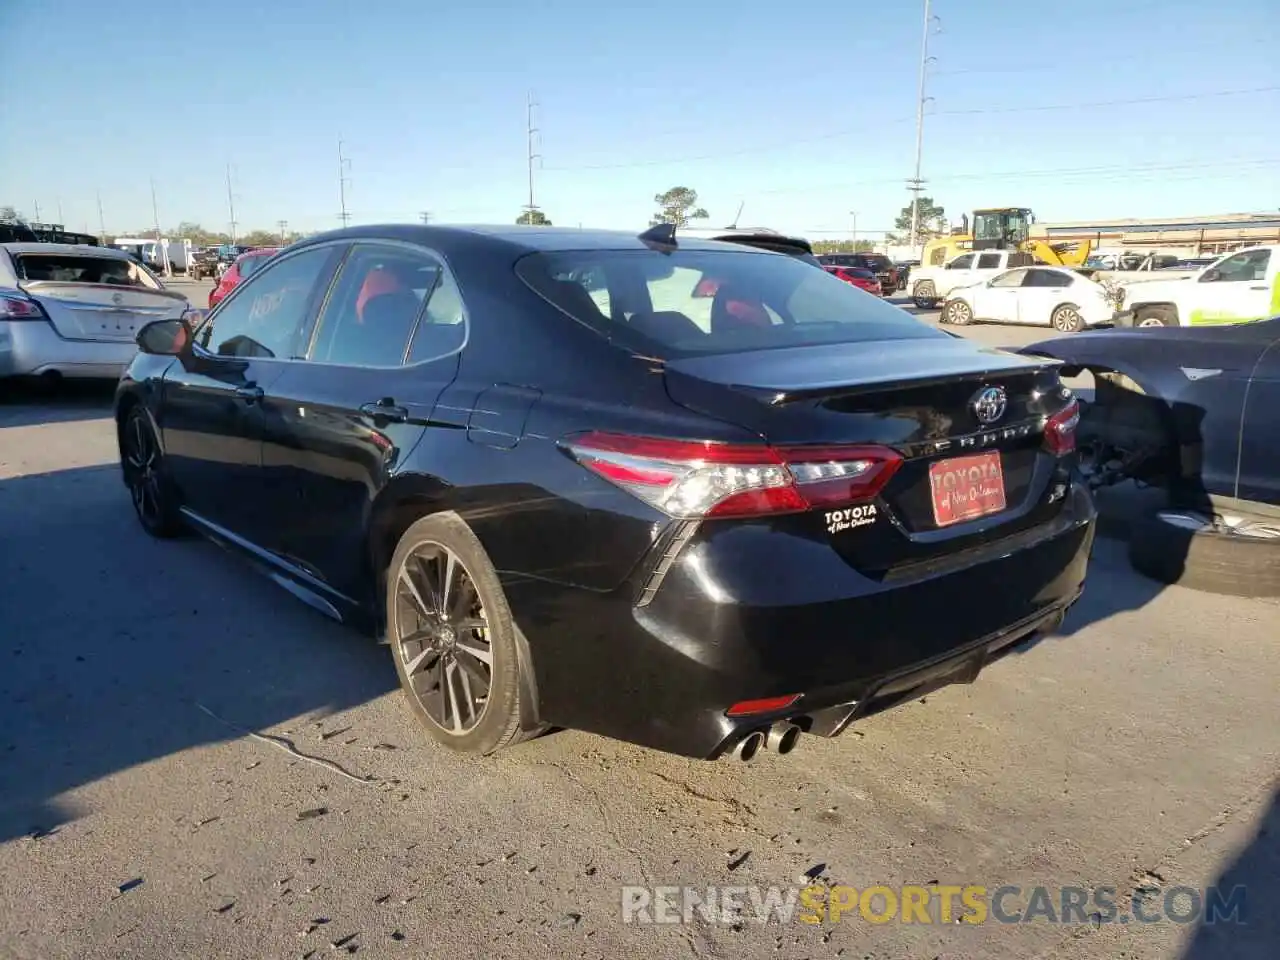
[[1044, 400, 1080, 455], [564, 432, 903, 519], [0, 293, 46, 321]]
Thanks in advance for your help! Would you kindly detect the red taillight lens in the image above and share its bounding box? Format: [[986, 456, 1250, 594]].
[[1044, 400, 1080, 455], [0, 293, 46, 320], [726, 694, 801, 717], [564, 432, 904, 519]]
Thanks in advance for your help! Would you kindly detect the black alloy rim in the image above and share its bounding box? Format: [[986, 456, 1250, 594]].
[[124, 415, 162, 526], [394, 542, 493, 734]]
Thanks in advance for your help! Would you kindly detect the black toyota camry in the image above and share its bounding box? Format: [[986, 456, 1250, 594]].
[[115, 223, 1095, 760]]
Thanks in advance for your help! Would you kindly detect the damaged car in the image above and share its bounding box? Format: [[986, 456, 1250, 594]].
[[1020, 317, 1280, 597]]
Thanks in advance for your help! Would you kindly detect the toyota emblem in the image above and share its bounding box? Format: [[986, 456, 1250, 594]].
[[112, 292, 124, 305], [971, 386, 1007, 424]]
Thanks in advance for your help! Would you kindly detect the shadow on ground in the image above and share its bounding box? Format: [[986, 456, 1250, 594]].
[[1182, 786, 1280, 959], [0, 379, 117, 429], [0, 463, 397, 844]]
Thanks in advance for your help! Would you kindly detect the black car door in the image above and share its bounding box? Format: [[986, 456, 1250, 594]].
[[257, 240, 466, 604], [160, 244, 342, 538], [1236, 319, 1280, 506]]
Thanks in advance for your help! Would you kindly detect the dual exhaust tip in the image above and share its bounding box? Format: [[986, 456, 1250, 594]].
[[731, 720, 801, 762]]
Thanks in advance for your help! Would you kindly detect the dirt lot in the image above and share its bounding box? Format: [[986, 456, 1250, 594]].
[[0, 298, 1276, 960]]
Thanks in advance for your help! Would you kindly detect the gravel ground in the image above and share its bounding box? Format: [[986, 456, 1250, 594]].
[[0, 302, 1276, 960]]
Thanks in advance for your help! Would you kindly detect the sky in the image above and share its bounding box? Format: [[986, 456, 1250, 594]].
[[1, 0, 1277, 242]]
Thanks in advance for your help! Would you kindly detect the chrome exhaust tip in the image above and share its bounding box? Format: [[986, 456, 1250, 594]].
[[766, 721, 801, 755], [732, 730, 766, 762]]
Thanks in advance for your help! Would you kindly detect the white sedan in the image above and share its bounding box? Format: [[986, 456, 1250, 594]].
[[939, 265, 1117, 333]]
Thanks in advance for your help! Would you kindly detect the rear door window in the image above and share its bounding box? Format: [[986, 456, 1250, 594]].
[[976, 253, 1004, 269], [947, 255, 976, 270]]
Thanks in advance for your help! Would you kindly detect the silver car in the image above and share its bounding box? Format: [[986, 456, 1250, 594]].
[[0, 243, 190, 381]]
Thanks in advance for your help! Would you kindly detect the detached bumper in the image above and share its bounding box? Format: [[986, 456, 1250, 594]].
[[506, 484, 1096, 758], [0, 319, 136, 380]]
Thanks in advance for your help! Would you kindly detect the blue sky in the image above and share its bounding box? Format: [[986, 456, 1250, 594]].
[[1, 0, 1276, 240]]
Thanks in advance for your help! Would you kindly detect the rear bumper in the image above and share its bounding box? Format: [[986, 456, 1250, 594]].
[[506, 483, 1096, 758], [0, 319, 136, 380]]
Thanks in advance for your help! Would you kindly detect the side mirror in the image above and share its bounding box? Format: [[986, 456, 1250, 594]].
[[1200, 268, 1220, 283], [136, 316, 193, 356]]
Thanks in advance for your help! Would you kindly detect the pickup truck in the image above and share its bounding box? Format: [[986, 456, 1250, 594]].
[[909, 249, 1037, 309], [1114, 244, 1280, 328]]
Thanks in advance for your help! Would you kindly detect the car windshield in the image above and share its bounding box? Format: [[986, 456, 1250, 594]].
[[12, 253, 161, 288], [516, 248, 945, 359]]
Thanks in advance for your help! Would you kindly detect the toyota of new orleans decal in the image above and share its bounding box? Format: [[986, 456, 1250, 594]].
[[825, 504, 878, 535]]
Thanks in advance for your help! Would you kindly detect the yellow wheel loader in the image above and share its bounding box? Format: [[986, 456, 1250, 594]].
[[921, 207, 1093, 268]]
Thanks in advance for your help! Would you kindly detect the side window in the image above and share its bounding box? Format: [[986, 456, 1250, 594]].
[[947, 255, 975, 270], [197, 246, 333, 358], [307, 244, 439, 366], [989, 269, 1027, 288], [976, 253, 1003, 269], [1022, 269, 1070, 287], [407, 263, 468, 364], [1206, 250, 1270, 283]]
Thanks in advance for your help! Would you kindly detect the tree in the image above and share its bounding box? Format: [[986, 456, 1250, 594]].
[[889, 196, 947, 243], [812, 239, 878, 255], [0, 205, 22, 223], [651, 187, 709, 228], [239, 229, 282, 247], [516, 209, 552, 226]]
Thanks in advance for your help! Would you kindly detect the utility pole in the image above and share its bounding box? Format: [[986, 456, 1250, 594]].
[[849, 210, 858, 248], [338, 139, 352, 226], [277, 220, 289, 245], [33, 200, 41, 223], [150, 178, 171, 277], [57, 199, 64, 225], [96, 191, 107, 244], [225, 163, 238, 244], [908, 0, 936, 252], [523, 93, 541, 223], [419, 211, 432, 224]]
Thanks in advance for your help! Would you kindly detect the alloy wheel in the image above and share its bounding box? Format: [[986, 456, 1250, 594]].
[[1138, 316, 1167, 328], [393, 542, 493, 735], [948, 301, 972, 324], [1158, 510, 1280, 541], [124, 414, 163, 527], [1053, 307, 1082, 332]]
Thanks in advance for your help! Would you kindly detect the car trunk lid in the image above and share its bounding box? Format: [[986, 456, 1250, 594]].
[[20, 281, 189, 342], [662, 338, 1076, 568]]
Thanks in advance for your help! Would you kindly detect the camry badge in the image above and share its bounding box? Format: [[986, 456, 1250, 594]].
[[971, 386, 1007, 425]]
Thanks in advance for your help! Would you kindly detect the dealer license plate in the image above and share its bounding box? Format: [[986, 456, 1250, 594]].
[[928, 451, 1007, 528]]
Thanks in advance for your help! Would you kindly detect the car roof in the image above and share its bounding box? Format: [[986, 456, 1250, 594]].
[[292, 224, 781, 257], [0, 242, 134, 259]]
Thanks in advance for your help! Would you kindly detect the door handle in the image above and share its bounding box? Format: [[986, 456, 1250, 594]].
[[360, 400, 409, 423], [1249, 285, 1267, 290], [235, 384, 264, 403]]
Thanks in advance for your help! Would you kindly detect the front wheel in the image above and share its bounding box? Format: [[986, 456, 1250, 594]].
[[121, 407, 185, 537], [943, 299, 973, 325], [387, 512, 527, 755], [1051, 304, 1085, 333], [912, 280, 938, 310], [1134, 307, 1176, 328]]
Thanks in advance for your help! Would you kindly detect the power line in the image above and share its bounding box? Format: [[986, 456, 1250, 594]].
[[539, 85, 1280, 173], [524, 93, 542, 221], [338, 138, 352, 226], [226, 163, 238, 244]]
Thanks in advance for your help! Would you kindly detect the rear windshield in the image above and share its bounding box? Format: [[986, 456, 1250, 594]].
[[516, 248, 944, 359], [859, 254, 892, 270], [238, 253, 273, 279], [12, 253, 160, 288]]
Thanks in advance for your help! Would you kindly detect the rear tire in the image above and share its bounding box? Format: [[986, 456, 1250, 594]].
[[387, 512, 527, 755], [1051, 304, 1085, 333], [912, 281, 938, 310], [1134, 307, 1177, 328], [1128, 508, 1280, 597]]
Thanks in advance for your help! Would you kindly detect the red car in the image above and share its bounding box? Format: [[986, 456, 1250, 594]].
[[208, 247, 281, 308], [824, 264, 883, 296]]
